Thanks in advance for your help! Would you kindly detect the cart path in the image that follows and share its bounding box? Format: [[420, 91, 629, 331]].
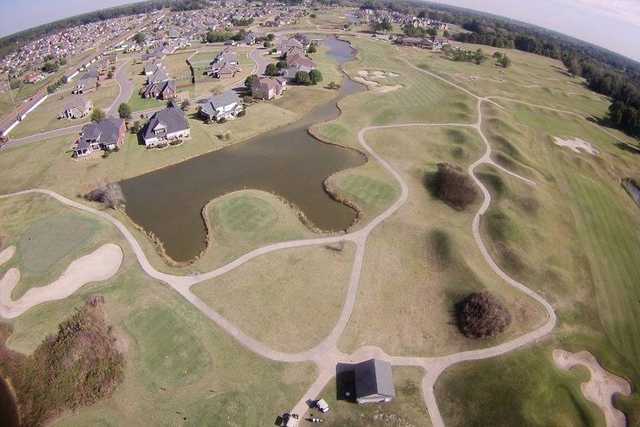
[[0, 52, 561, 427]]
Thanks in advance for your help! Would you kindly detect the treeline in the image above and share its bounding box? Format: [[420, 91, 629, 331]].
[[0, 0, 209, 59], [355, 0, 640, 139]]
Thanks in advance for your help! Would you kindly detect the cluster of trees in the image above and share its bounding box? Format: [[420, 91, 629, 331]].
[[295, 69, 323, 86], [41, 61, 59, 73], [170, 0, 209, 11], [493, 51, 511, 68], [46, 76, 67, 94], [204, 28, 248, 43], [444, 46, 487, 65], [402, 24, 437, 38], [369, 18, 392, 33], [232, 17, 254, 26]]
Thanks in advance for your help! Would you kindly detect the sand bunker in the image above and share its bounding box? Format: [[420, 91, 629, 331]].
[[355, 70, 402, 93], [0, 246, 15, 266], [0, 243, 123, 318], [553, 349, 631, 427], [553, 137, 599, 155]]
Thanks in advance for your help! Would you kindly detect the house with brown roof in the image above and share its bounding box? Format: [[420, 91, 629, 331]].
[[251, 77, 287, 100]]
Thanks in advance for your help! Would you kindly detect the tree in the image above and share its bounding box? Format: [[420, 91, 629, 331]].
[[370, 17, 392, 33], [91, 108, 105, 122], [118, 103, 131, 119], [84, 183, 126, 209], [265, 63, 279, 76], [430, 163, 477, 210], [263, 40, 273, 48], [245, 74, 259, 89], [266, 33, 275, 41], [455, 292, 512, 339], [133, 32, 145, 45], [307, 44, 317, 54], [473, 48, 486, 65], [294, 71, 311, 85], [498, 54, 511, 68], [107, 70, 113, 79], [130, 121, 141, 134], [309, 69, 323, 85], [42, 61, 59, 73], [276, 60, 288, 69], [180, 99, 191, 111]]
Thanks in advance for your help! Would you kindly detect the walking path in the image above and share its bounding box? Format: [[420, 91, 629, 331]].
[[9, 41, 622, 427]]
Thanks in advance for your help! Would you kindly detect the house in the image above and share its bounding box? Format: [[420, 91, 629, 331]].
[[353, 359, 396, 404], [73, 67, 98, 94], [23, 72, 45, 84], [251, 77, 286, 100], [277, 37, 303, 56], [395, 36, 449, 51], [142, 106, 190, 147], [209, 48, 241, 79], [61, 95, 92, 119], [72, 76, 97, 94], [147, 66, 169, 85], [73, 118, 125, 157], [199, 91, 243, 122], [141, 79, 176, 100], [286, 54, 316, 72], [244, 31, 257, 45], [144, 61, 162, 76]]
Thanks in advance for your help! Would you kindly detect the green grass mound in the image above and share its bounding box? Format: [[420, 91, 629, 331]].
[[427, 228, 453, 269], [215, 195, 278, 233], [338, 174, 398, 212], [16, 212, 100, 277], [124, 306, 210, 389], [446, 129, 468, 144], [0, 296, 124, 427], [436, 348, 604, 427]]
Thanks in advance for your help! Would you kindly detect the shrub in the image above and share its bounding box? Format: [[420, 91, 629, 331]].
[[265, 63, 279, 76], [309, 69, 323, 85], [455, 292, 512, 338], [294, 71, 311, 85], [118, 103, 131, 119], [0, 297, 124, 426], [430, 163, 478, 210], [84, 183, 126, 209], [91, 108, 105, 123], [307, 44, 317, 53]]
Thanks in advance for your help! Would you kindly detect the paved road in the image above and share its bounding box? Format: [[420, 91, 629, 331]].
[[2, 59, 134, 151]]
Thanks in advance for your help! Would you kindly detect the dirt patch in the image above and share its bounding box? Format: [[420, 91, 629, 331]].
[[553, 349, 631, 427], [553, 137, 599, 156], [0, 244, 123, 318]]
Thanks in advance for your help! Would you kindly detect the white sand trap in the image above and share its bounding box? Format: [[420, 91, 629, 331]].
[[354, 72, 402, 94], [0, 243, 123, 319], [0, 246, 15, 266], [553, 137, 599, 155], [553, 349, 631, 427]]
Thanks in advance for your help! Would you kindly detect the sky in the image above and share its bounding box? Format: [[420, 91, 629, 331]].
[[1, 0, 639, 61]]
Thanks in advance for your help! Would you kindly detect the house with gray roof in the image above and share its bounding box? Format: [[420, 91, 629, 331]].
[[61, 95, 92, 119], [199, 91, 243, 122], [141, 79, 176, 100], [209, 48, 241, 79], [143, 106, 190, 147], [73, 118, 125, 157], [353, 359, 396, 404], [148, 66, 169, 85], [73, 68, 98, 94]]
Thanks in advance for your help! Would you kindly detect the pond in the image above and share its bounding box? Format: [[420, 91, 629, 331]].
[[0, 376, 19, 427], [120, 36, 366, 263]]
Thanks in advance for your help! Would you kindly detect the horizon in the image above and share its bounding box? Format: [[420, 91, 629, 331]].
[[0, 0, 639, 62]]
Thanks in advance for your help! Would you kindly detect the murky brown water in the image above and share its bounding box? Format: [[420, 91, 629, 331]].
[[0, 376, 19, 427], [121, 37, 366, 262]]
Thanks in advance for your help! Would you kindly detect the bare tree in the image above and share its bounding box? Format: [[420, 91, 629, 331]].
[[85, 182, 126, 209]]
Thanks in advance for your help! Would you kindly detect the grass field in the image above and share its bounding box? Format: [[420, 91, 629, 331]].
[[336, 125, 546, 357], [10, 80, 119, 139], [436, 346, 604, 427], [0, 194, 316, 426], [0, 194, 112, 300], [319, 367, 432, 426], [192, 244, 354, 353]]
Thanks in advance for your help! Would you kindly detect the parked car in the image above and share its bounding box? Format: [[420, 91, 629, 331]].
[[316, 399, 329, 413]]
